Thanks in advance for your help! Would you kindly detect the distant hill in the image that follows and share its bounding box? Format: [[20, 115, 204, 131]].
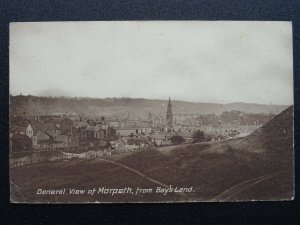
[[10, 95, 288, 117]]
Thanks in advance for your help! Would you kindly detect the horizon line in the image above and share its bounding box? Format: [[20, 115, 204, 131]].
[[9, 94, 291, 106]]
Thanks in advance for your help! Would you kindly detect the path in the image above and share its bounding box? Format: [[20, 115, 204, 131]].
[[211, 171, 282, 201], [95, 158, 189, 200]]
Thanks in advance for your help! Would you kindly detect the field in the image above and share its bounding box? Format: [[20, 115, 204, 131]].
[[10, 141, 293, 203]]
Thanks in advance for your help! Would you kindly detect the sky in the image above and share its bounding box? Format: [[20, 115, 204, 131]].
[[10, 21, 293, 105]]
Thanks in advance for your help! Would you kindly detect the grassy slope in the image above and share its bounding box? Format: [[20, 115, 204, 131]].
[[114, 106, 294, 201], [10, 158, 184, 203], [115, 141, 293, 201], [231, 106, 293, 156]]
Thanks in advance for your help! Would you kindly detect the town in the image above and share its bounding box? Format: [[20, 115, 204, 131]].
[[10, 96, 275, 167]]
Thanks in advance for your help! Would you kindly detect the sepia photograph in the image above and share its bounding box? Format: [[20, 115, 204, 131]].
[[9, 21, 294, 203]]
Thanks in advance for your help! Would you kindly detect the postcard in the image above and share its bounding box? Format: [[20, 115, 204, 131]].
[[9, 21, 294, 203]]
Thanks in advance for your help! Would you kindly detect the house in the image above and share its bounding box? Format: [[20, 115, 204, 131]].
[[32, 131, 54, 149], [217, 124, 240, 137], [149, 133, 171, 146], [109, 138, 126, 152], [116, 122, 152, 137], [126, 138, 149, 148], [82, 126, 95, 140], [67, 132, 80, 147], [79, 123, 116, 142], [125, 138, 140, 150], [116, 127, 136, 137], [149, 130, 194, 146], [50, 129, 80, 148], [25, 124, 34, 138]]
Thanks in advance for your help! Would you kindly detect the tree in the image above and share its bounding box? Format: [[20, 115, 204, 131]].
[[169, 135, 185, 145], [192, 130, 205, 143]]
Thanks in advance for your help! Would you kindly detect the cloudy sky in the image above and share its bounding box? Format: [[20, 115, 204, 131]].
[[10, 21, 293, 105]]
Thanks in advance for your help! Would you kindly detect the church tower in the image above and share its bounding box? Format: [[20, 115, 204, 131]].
[[165, 97, 173, 129]]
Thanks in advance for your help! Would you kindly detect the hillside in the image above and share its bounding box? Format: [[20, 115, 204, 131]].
[[231, 105, 294, 156], [113, 106, 294, 201], [11, 106, 294, 202], [10, 95, 288, 118]]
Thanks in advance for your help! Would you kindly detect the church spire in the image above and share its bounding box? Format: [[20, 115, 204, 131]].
[[166, 97, 173, 129]]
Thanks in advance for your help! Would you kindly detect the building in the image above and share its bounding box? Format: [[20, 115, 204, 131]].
[[25, 123, 34, 138], [116, 122, 152, 137], [109, 138, 126, 152], [149, 132, 172, 146], [93, 124, 106, 140], [32, 131, 54, 149], [165, 97, 173, 131]]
